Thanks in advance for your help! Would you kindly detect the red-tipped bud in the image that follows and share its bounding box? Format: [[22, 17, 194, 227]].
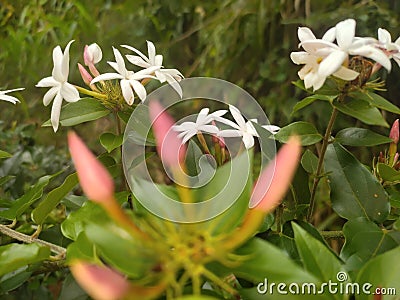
[[70, 262, 129, 300], [68, 131, 114, 204], [78, 63, 93, 86], [149, 101, 186, 167], [390, 119, 399, 144], [249, 136, 301, 211]]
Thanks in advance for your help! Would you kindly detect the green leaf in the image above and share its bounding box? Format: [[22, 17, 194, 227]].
[[341, 218, 400, 276], [0, 243, 50, 276], [351, 90, 400, 114], [333, 98, 389, 127], [100, 132, 123, 153], [0, 175, 15, 186], [377, 163, 400, 182], [335, 128, 393, 146], [0, 266, 32, 294], [42, 98, 110, 127], [231, 238, 317, 284], [31, 173, 79, 225], [275, 122, 322, 146], [301, 150, 319, 174], [65, 232, 96, 263], [355, 246, 400, 300], [292, 94, 337, 114], [293, 223, 343, 295], [0, 173, 61, 220], [0, 150, 12, 159], [58, 273, 88, 300], [324, 143, 390, 222]]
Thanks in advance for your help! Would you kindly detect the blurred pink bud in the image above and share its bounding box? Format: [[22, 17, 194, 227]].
[[149, 101, 186, 167], [390, 119, 399, 144], [68, 131, 114, 204], [249, 136, 301, 211], [70, 262, 129, 300], [78, 63, 93, 86], [84, 43, 102, 65]]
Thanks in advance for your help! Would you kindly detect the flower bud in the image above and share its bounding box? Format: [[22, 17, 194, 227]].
[[390, 119, 399, 144], [68, 131, 114, 204], [78, 63, 93, 86], [84, 43, 102, 66]]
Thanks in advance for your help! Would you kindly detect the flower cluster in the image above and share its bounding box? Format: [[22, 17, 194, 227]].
[[172, 104, 280, 149], [291, 19, 400, 91], [35, 40, 183, 132]]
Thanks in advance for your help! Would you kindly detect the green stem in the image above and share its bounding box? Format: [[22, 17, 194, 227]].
[[0, 224, 66, 256], [307, 107, 339, 222], [320, 230, 344, 239], [74, 85, 107, 99]]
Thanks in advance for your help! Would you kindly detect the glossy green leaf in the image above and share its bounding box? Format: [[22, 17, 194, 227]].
[[351, 90, 400, 114], [335, 128, 393, 146], [340, 218, 400, 275], [355, 246, 400, 300], [292, 94, 336, 114], [0, 150, 12, 159], [0, 173, 60, 220], [31, 173, 79, 225], [333, 98, 389, 127], [275, 122, 322, 146], [42, 98, 110, 127], [377, 163, 400, 182], [301, 149, 319, 174], [324, 143, 390, 222], [0, 266, 32, 294], [293, 223, 343, 295], [100, 132, 123, 153], [0, 243, 50, 276], [231, 238, 317, 284]]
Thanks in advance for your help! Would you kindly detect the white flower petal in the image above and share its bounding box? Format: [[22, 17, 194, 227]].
[[242, 133, 255, 149], [51, 92, 63, 132], [336, 19, 356, 49], [298, 27, 316, 43], [130, 79, 147, 102], [322, 27, 336, 42], [290, 51, 310, 64], [87, 43, 102, 64], [333, 66, 359, 81], [61, 40, 74, 80], [164, 73, 183, 98], [378, 28, 392, 44], [36, 76, 59, 88], [112, 47, 127, 76], [52, 45, 64, 82], [229, 105, 246, 129], [351, 45, 392, 71], [125, 55, 150, 68], [218, 129, 242, 138], [61, 82, 80, 102], [262, 125, 280, 134], [0, 87, 25, 94], [0, 94, 20, 104], [121, 44, 149, 64], [154, 55, 163, 66], [318, 50, 347, 77], [120, 79, 134, 105], [43, 86, 59, 106], [199, 125, 220, 134], [91, 72, 124, 84], [147, 41, 156, 64]]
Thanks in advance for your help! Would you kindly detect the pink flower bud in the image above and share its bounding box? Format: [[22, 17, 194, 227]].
[[68, 131, 114, 204], [70, 262, 129, 300], [249, 136, 301, 211], [84, 43, 102, 66], [78, 63, 93, 86], [149, 101, 186, 167], [390, 119, 399, 144]]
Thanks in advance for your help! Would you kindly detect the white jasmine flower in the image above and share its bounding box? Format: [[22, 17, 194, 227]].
[[122, 41, 184, 97], [173, 108, 227, 144], [377, 28, 400, 67], [0, 88, 24, 104], [91, 47, 159, 105], [36, 40, 80, 132]]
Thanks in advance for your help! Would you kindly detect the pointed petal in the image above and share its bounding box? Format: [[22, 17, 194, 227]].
[[120, 79, 134, 105], [181, 130, 196, 144], [52, 46, 64, 82], [351, 45, 392, 71], [262, 125, 280, 134], [322, 27, 336, 42], [333, 66, 359, 80], [50, 92, 63, 132], [61, 40, 74, 80], [290, 51, 310, 64], [130, 80, 147, 102], [121, 44, 149, 64], [112, 47, 127, 76], [217, 129, 242, 137], [199, 124, 220, 134], [0, 87, 25, 94], [165, 73, 183, 98], [154, 54, 163, 66], [311, 74, 326, 91], [91, 73, 124, 84], [336, 19, 356, 49], [147, 40, 156, 64], [300, 40, 338, 55], [229, 105, 247, 129], [378, 28, 392, 44], [242, 133, 255, 149], [36, 76, 59, 88], [125, 55, 150, 68], [250, 136, 301, 210], [318, 50, 347, 77], [61, 82, 80, 102], [298, 27, 316, 42], [0, 94, 20, 104], [43, 86, 59, 106]]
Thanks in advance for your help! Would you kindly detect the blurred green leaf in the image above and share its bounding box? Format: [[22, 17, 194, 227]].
[[31, 172, 79, 225], [66, 232, 96, 264], [0, 243, 50, 276], [335, 128, 393, 146], [100, 132, 123, 153], [275, 122, 322, 146], [0, 175, 15, 186], [341, 218, 400, 276], [42, 98, 110, 127], [301, 150, 319, 174], [324, 143, 390, 222], [58, 273, 88, 300], [0, 173, 61, 220], [333, 98, 389, 127], [0, 150, 12, 159], [0, 266, 32, 294]]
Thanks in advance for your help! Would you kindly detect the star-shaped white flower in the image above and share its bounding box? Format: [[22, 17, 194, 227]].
[[36, 40, 80, 132], [172, 108, 227, 144], [0, 88, 24, 104], [122, 41, 184, 97], [377, 28, 400, 67], [91, 47, 159, 105]]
